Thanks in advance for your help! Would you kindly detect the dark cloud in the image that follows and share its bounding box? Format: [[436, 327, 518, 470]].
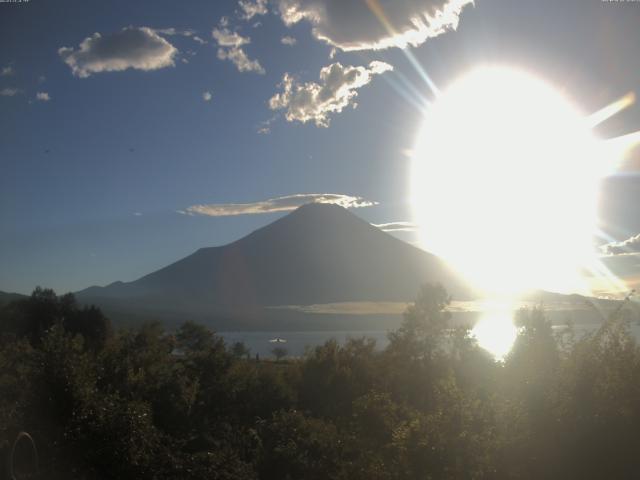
[[277, 0, 473, 51], [601, 233, 640, 256]]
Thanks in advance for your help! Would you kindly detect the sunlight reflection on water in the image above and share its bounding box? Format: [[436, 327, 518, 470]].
[[471, 303, 519, 360]]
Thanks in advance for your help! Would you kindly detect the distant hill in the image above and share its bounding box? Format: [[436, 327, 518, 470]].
[[0, 291, 27, 306], [77, 203, 471, 328]]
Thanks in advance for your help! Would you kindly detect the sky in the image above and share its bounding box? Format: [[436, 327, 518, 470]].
[[1, 0, 640, 296]]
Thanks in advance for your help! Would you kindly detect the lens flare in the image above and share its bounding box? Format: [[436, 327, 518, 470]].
[[411, 66, 640, 358], [412, 66, 619, 295]]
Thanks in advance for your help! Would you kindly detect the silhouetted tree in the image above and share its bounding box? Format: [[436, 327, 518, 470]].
[[272, 346, 288, 362], [232, 341, 250, 359]]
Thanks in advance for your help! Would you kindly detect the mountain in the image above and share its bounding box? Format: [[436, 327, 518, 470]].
[[77, 203, 471, 328], [0, 291, 27, 306]]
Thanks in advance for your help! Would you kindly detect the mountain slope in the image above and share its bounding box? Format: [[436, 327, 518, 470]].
[[77, 204, 470, 324], [0, 291, 27, 306]]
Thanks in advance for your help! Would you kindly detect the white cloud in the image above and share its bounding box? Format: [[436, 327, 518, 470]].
[[239, 0, 268, 20], [601, 233, 640, 256], [154, 28, 196, 37], [58, 27, 178, 78], [217, 46, 265, 74], [212, 27, 250, 47], [193, 35, 207, 45], [212, 27, 265, 74], [269, 60, 392, 127], [257, 115, 277, 134], [0, 87, 20, 97], [373, 221, 419, 232], [1, 65, 14, 76], [202, 91, 213, 101], [181, 193, 377, 217], [277, 0, 473, 51], [281, 35, 297, 46], [36, 92, 51, 101]]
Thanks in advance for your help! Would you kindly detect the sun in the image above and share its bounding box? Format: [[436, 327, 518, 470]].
[[411, 66, 609, 295]]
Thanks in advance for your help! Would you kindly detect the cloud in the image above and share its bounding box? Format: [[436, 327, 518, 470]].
[[217, 46, 265, 74], [58, 26, 178, 78], [281, 35, 297, 45], [212, 27, 249, 47], [601, 233, 640, 256], [0, 87, 20, 97], [181, 193, 377, 217], [192, 35, 208, 45], [36, 92, 50, 102], [212, 27, 265, 74], [277, 0, 473, 51], [1, 65, 14, 76], [373, 221, 419, 232], [239, 0, 268, 20], [257, 115, 277, 134], [153, 27, 196, 37], [202, 91, 213, 101], [269, 60, 392, 127]]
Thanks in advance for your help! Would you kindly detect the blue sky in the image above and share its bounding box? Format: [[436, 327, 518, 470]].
[[1, 0, 640, 295]]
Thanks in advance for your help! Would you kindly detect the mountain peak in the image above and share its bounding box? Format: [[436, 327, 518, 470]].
[[288, 201, 354, 219], [77, 200, 471, 324], [239, 200, 374, 247]]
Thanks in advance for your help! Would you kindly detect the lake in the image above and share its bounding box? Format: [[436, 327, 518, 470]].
[[220, 323, 640, 359]]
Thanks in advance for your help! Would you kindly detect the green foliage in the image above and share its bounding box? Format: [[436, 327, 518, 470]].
[[2, 284, 640, 478], [257, 410, 347, 480], [0, 287, 112, 350]]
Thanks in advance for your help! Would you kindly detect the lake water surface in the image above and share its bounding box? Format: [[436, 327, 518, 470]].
[[221, 323, 640, 359]]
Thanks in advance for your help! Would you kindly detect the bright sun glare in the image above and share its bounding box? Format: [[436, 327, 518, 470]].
[[412, 66, 609, 296], [410, 66, 632, 358]]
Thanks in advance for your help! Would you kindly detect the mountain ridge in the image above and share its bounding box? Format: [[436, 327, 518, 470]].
[[76, 203, 471, 326]]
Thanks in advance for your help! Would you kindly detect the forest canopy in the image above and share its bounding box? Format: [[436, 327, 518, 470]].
[[1, 285, 640, 479]]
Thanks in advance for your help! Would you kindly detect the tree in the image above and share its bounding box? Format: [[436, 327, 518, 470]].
[[0, 288, 112, 350], [272, 346, 288, 362], [232, 341, 250, 359], [387, 283, 452, 361]]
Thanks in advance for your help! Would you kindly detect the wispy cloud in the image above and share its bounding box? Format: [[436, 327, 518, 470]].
[[257, 115, 277, 134], [180, 193, 377, 217], [202, 91, 213, 102], [1, 65, 14, 76], [277, 0, 473, 51], [373, 221, 419, 232], [238, 0, 268, 20], [601, 233, 640, 256], [212, 26, 265, 74], [0, 87, 20, 97], [36, 91, 51, 102], [153, 27, 196, 37], [281, 35, 297, 46], [269, 61, 392, 127], [59, 27, 178, 78]]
